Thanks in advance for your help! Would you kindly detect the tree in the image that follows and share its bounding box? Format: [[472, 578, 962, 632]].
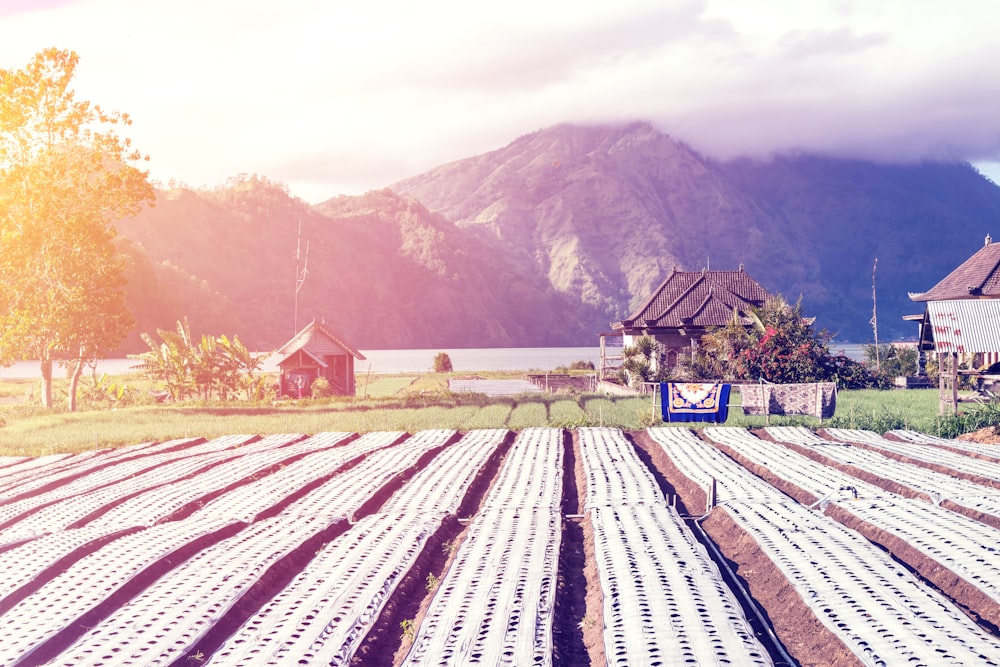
[[621, 334, 671, 388], [129, 318, 268, 402], [433, 352, 453, 373], [694, 296, 864, 386], [863, 343, 918, 388], [0, 48, 153, 410]]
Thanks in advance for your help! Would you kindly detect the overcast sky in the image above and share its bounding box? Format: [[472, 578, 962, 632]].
[[2, 0, 999, 203]]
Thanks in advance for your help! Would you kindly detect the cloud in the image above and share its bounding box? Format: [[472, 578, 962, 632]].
[[1, 0, 998, 202]]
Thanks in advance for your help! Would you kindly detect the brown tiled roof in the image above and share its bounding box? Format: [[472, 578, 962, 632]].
[[274, 320, 365, 366], [613, 267, 771, 330], [910, 238, 1000, 302]]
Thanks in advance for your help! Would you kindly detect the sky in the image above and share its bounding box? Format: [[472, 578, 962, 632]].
[[2, 0, 999, 204]]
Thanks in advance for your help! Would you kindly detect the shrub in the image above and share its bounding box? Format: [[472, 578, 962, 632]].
[[554, 360, 595, 373], [622, 335, 670, 387], [433, 352, 453, 373], [310, 377, 333, 398]]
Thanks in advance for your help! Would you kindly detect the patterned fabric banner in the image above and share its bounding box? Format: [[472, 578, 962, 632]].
[[661, 383, 731, 423], [739, 382, 837, 420]]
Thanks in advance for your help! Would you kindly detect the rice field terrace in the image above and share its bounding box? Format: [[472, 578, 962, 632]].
[[1, 425, 999, 666]]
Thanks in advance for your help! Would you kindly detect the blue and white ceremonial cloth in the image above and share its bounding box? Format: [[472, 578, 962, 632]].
[[661, 382, 731, 423]]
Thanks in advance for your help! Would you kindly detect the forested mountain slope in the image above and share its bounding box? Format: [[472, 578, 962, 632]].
[[116, 123, 1000, 351], [392, 122, 1000, 344]]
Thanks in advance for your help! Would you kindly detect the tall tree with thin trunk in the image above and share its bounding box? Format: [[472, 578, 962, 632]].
[[0, 48, 154, 409]]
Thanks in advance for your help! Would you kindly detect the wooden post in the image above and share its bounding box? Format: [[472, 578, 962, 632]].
[[951, 352, 959, 413], [939, 352, 959, 415]]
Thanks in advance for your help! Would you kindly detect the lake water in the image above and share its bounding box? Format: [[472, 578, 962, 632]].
[[1, 344, 867, 379]]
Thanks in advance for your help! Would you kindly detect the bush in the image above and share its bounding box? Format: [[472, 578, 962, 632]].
[[824, 354, 880, 389], [433, 352, 453, 373], [555, 360, 595, 372], [310, 377, 333, 398]]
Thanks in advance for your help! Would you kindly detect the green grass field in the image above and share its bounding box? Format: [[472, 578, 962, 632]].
[[0, 370, 990, 457]]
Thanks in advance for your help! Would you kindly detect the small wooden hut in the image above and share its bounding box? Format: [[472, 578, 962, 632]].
[[274, 320, 365, 397]]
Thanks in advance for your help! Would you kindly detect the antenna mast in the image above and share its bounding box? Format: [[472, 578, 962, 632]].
[[294, 219, 309, 334], [871, 257, 880, 374]]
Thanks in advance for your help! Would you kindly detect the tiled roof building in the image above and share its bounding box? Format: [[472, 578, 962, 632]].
[[604, 266, 773, 373], [614, 266, 771, 333], [910, 234, 1000, 302]]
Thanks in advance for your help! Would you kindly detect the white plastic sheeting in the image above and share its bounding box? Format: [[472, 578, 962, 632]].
[[209, 513, 439, 666], [836, 498, 1000, 604], [0, 525, 134, 600], [723, 500, 1000, 666], [52, 515, 338, 666], [380, 429, 507, 516], [579, 426, 662, 509], [581, 428, 773, 667], [717, 428, 1000, 624], [784, 432, 1000, 517], [0, 450, 114, 496], [402, 428, 564, 666], [82, 432, 354, 530], [404, 508, 562, 666], [0, 515, 236, 665], [0, 434, 299, 541], [887, 429, 1000, 459], [211, 430, 506, 667], [702, 427, 887, 499], [646, 427, 787, 505], [195, 431, 409, 522], [593, 504, 772, 667], [0, 435, 249, 499], [821, 427, 1000, 483]]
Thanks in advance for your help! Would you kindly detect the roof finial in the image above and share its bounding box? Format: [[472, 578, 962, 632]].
[[987, 233, 993, 246]]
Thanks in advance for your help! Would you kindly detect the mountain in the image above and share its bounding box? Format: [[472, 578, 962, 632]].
[[115, 122, 1000, 352], [391, 122, 1000, 343], [117, 178, 595, 352]]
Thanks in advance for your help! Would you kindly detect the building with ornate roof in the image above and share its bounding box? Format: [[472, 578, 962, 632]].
[[274, 320, 366, 397], [601, 266, 773, 377]]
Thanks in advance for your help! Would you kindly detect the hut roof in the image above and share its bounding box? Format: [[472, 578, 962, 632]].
[[273, 320, 365, 367], [925, 299, 1000, 354], [613, 266, 771, 331], [910, 235, 1000, 302]]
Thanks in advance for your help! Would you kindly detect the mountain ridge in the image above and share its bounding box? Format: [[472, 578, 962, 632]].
[[114, 122, 1000, 353], [392, 122, 1000, 343]]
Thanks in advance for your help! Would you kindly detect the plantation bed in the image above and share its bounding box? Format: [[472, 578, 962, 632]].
[[0, 427, 998, 665]]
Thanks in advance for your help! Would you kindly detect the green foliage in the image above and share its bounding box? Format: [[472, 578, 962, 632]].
[[433, 352, 454, 373], [622, 335, 670, 387], [826, 404, 910, 432], [461, 402, 512, 429], [695, 296, 878, 389], [0, 48, 154, 410], [78, 372, 135, 408], [863, 343, 919, 387], [400, 618, 415, 643], [507, 400, 548, 429], [548, 399, 591, 428], [0, 384, 976, 455], [310, 377, 333, 398], [554, 360, 595, 372], [687, 314, 754, 380], [931, 401, 1000, 439], [128, 318, 267, 401], [361, 375, 417, 398]]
